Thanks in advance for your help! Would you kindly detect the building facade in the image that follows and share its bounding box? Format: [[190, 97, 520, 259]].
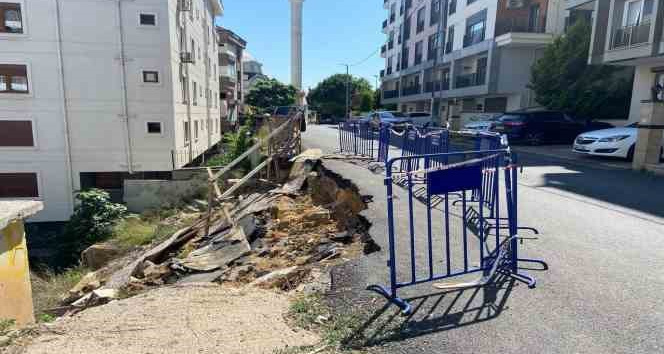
[[0, 0, 223, 222], [242, 53, 269, 98], [567, 0, 664, 171], [217, 27, 245, 129], [380, 0, 567, 127]]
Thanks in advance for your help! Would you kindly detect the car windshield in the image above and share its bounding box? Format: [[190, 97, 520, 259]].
[[381, 112, 407, 118], [500, 114, 527, 122]]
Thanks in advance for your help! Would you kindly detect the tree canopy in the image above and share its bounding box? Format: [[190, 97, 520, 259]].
[[307, 74, 375, 117], [245, 78, 297, 110], [529, 20, 633, 119]]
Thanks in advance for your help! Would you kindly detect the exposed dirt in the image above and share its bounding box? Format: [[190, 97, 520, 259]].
[[11, 284, 318, 354]]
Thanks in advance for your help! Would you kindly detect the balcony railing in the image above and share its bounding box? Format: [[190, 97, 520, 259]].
[[402, 84, 421, 96], [495, 18, 546, 37], [463, 29, 485, 48], [424, 80, 450, 93], [384, 89, 400, 99], [455, 71, 486, 89], [610, 21, 651, 50]]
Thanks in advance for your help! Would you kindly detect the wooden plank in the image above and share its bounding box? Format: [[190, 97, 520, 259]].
[[219, 157, 272, 199]]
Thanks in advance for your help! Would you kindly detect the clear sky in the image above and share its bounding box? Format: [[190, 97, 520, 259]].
[[215, 0, 385, 90]]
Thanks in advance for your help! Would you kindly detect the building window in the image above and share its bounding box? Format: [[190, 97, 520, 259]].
[[1, 2, 22, 33], [192, 81, 197, 105], [449, 0, 456, 15], [194, 121, 199, 140], [430, 0, 441, 26], [184, 121, 190, 143], [464, 10, 486, 48], [139, 13, 156, 26], [0, 64, 28, 94], [414, 41, 423, 65], [0, 120, 33, 147], [446, 26, 454, 53], [0, 173, 38, 198], [146, 122, 162, 134], [416, 6, 426, 33], [142, 70, 159, 83], [403, 17, 411, 41]]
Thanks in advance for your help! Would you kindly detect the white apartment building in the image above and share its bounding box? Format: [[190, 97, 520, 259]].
[[380, 0, 568, 127], [0, 0, 224, 222]]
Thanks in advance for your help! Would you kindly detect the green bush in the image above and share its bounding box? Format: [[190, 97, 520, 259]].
[[206, 125, 254, 168], [61, 189, 127, 263]]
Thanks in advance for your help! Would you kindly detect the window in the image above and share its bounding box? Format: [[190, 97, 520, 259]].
[[623, 0, 653, 26], [142, 70, 159, 83], [0, 173, 38, 198], [446, 26, 454, 53], [403, 17, 411, 41], [430, 0, 441, 26], [416, 6, 426, 33], [414, 41, 423, 65], [139, 13, 156, 26], [449, 0, 456, 15], [146, 122, 162, 134], [428, 33, 440, 60], [184, 121, 190, 143], [1, 2, 22, 33], [484, 97, 507, 113], [390, 3, 396, 23], [181, 76, 188, 103], [194, 121, 199, 139], [192, 81, 197, 105], [464, 10, 486, 47], [0, 120, 33, 146], [402, 47, 409, 70], [0, 64, 28, 94]]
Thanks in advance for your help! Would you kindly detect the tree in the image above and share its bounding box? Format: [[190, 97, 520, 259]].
[[245, 78, 298, 110], [529, 20, 633, 119], [307, 74, 375, 117]]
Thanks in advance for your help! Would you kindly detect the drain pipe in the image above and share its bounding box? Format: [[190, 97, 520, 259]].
[[54, 0, 75, 210], [116, 0, 134, 173]]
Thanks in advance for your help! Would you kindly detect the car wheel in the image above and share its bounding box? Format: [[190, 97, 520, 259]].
[[626, 145, 635, 161], [526, 132, 543, 146]]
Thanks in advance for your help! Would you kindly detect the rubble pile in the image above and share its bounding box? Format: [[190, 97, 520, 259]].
[[54, 151, 376, 316]]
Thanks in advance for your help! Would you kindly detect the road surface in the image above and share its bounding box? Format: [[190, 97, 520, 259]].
[[303, 125, 664, 354]]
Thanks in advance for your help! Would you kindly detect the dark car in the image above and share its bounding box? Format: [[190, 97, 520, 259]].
[[491, 110, 613, 145]]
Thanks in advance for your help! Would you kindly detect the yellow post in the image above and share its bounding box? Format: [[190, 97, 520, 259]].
[[0, 218, 35, 326]]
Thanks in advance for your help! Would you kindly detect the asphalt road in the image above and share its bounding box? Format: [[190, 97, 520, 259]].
[[303, 125, 664, 354]]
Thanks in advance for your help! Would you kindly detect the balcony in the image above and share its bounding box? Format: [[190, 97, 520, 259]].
[[424, 80, 450, 93], [402, 84, 421, 96], [455, 71, 486, 89], [610, 21, 651, 50], [495, 18, 546, 37], [463, 30, 485, 48], [384, 89, 400, 99]]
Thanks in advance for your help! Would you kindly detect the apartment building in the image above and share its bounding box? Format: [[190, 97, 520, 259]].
[[380, 0, 567, 127], [0, 0, 223, 222], [567, 0, 664, 170], [243, 53, 269, 97], [217, 26, 245, 129]]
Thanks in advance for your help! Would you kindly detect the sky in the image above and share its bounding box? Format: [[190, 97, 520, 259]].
[[215, 0, 385, 90]]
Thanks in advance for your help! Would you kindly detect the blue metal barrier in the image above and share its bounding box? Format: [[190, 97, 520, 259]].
[[337, 121, 377, 158], [367, 149, 543, 315]]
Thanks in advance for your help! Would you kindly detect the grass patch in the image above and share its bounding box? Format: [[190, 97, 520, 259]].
[[110, 212, 183, 251], [0, 319, 15, 335], [30, 266, 88, 318], [287, 295, 368, 352]]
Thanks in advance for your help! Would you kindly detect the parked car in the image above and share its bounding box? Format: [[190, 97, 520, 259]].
[[573, 122, 664, 161], [318, 114, 343, 124], [405, 112, 433, 127], [368, 111, 412, 129], [463, 113, 503, 132], [490, 110, 613, 145]]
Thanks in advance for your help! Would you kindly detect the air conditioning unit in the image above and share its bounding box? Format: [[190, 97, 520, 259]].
[[180, 51, 195, 64], [506, 0, 526, 9], [178, 0, 192, 11]]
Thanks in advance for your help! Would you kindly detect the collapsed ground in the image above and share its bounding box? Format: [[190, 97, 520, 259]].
[[2, 152, 381, 354]]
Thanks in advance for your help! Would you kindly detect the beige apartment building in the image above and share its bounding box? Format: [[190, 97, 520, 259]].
[[380, 0, 569, 127], [0, 0, 223, 221]]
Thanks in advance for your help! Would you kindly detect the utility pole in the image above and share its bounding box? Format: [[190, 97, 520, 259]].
[[340, 63, 351, 119]]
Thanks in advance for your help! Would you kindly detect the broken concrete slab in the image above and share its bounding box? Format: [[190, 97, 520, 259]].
[[177, 269, 227, 284], [81, 243, 121, 270], [179, 238, 251, 272]]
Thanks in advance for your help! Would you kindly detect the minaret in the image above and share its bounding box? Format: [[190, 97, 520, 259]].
[[290, 0, 304, 90]]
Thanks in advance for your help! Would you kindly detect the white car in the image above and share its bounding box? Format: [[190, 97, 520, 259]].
[[463, 113, 503, 132], [573, 123, 664, 160]]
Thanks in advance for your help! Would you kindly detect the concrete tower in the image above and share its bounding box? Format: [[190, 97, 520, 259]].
[[289, 0, 304, 90]]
